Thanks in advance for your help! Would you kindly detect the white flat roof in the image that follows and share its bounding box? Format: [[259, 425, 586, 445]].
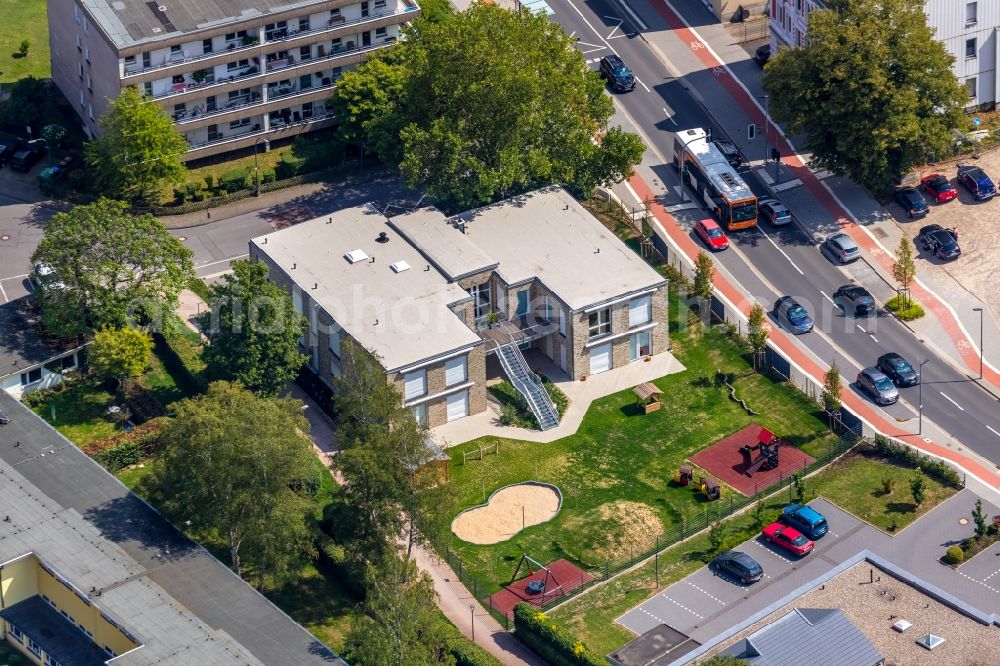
[[389, 208, 497, 280], [251, 205, 481, 372]]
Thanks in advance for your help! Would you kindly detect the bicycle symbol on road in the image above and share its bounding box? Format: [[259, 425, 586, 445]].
[[957, 340, 972, 354], [690, 40, 704, 50], [869, 247, 884, 256]]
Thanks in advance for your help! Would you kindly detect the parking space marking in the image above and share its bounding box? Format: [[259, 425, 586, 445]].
[[685, 581, 726, 605], [956, 568, 1000, 595], [751, 539, 792, 565], [639, 606, 669, 626], [0, 280, 7, 303], [982, 566, 1000, 583], [659, 594, 704, 619]]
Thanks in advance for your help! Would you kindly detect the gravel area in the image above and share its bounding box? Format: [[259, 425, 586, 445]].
[[451, 483, 561, 545], [704, 561, 999, 666]]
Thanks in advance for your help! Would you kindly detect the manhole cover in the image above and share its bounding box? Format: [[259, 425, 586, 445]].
[[0, 234, 10, 241], [959, 518, 969, 525], [872, 227, 889, 239]]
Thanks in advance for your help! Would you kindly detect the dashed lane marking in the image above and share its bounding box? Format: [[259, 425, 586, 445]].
[[987, 425, 1000, 437], [820, 291, 835, 306], [939, 392, 965, 412], [638, 606, 669, 626], [982, 566, 1000, 583], [686, 581, 726, 605], [659, 594, 704, 619], [957, 569, 1000, 595]]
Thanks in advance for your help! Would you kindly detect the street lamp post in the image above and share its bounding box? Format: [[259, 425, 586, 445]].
[[973, 307, 984, 379], [469, 604, 475, 643], [252, 137, 268, 197], [918, 359, 930, 435], [758, 94, 769, 170]]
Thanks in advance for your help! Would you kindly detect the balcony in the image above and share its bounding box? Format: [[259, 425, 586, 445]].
[[184, 112, 335, 159], [172, 82, 336, 129], [479, 316, 554, 350]]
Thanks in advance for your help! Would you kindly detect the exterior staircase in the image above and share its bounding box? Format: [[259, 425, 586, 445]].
[[495, 339, 560, 431]]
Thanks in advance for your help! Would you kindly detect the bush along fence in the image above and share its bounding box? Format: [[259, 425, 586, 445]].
[[512, 603, 605, 666], [80, 417, 166, 472]]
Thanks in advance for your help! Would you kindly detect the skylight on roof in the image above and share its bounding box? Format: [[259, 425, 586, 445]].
[[345, 249, 369, 264], [390, 260, 411, 273], [916, 634, 945, 651]]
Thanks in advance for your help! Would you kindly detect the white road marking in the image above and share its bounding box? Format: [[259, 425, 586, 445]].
[[196, 253, 249, 269], [855, 324, 866, 334], [686, 581, 726, 605], [603, 16, 636, 39], [576, 41, 606, 54], [939, 392, 964, 411], [752, 539, 792, 564], [756, 226, 803, 275], [820, 291, 835, 305], [663, 107, 678, 126], [659, 594, 704, 619], [956, 568, 1000, 595], [0, 280, 8, 303], [638, 606, 669, 625], [983, 566, 1000, 582], [636, 77, 650, 93], [569, 30, 576, 38], [987, 425, 1000, 437]]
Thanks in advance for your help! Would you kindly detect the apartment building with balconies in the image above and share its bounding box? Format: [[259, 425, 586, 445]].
[[48, 0, 419, 160]]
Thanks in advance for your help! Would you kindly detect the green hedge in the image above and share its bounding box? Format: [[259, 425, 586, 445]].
[[513, 603, 604, 666], [870, 436, 963, 488], [82, 417, 166, 472], [943, 545, 964, 565], [219, 167, 251, 192], [313, 530, 366, 600], [154, 324, 207, 394], [885, 295, 925, 321], [449, 637, 503, 666]]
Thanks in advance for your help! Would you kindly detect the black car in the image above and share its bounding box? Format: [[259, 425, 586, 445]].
[[9, 148, 43, 172], [833, 285, 876, 316], [0, 143, 14, 167], [893, 187, 928, 218], [599, 54, 636, 92], [773, 296, 814, 334], [713, 139, 744, 169], [918, 224, 961, 261], [0, 407, 8, 425], [712, 550, 763, 584], [754, 44, 771, 67], [877, 352, 919, 387]]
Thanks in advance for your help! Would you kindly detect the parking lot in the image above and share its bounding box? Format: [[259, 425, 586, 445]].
[[0, 165, 53, 304]]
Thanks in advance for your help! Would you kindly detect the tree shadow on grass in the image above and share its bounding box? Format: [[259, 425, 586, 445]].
[[886, 501, 917, 514]]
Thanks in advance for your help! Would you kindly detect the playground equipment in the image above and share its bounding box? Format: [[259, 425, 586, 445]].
[[634, 382, 663, 414], [674, 466, 693, 486], [509, 554, 566, 599], [739, 426, 780, 477], [699, 475, 721, 501]]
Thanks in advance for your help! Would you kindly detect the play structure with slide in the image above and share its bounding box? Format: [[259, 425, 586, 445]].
[[739, 426, 780, 477]]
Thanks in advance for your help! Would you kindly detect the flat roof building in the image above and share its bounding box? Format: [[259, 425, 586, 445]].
[[0, 297, 87, 399]]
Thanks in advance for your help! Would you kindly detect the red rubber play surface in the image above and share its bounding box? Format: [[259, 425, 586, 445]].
[[484, 558, 592, 617], [689, 424, 815, 496]]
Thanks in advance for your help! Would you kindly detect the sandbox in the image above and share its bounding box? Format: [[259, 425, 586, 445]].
[[452, 481, 562, 545]]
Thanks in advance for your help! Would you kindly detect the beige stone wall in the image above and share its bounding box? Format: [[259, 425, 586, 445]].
[[568, 287, 669, 378], [387, 344, 486, 427]]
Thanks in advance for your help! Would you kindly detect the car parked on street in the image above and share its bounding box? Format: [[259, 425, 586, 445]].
[[762, 522, 814, 556], [773, 296, 813, 334], [713, 139, 744, 169], [821, 232, 861, 263], [0, 407, 8, 425], [918, 224, 961, 261], [857, 367, 899, 405], [694, 218, 729, 251], [833, 284, 876, 316], [599, 54, 636, 92], [10, 147, 42, 173], [758, 198, 793, 226], [0, 143, 15, 167], [877, 352, 919, 387], [754, 44, 771, 66], [712, 550, 763, 584], [780, 504, 829, 540], [957, 164, 996, 200], [920, 173, 957, 203], [893, 187, 928, 218]]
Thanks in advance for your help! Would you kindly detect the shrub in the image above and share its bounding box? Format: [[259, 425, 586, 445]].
[[869, 436, 963, 488], [450, 638, 503, 666], [154, 324, 207, 394], [81, 418, 166, 472], [313, 530, 365, 600], [885, 295, 925, 321], [262, 167, 277, 183], [944, 545, 964, 565], [498, 402, 523, 427], [184, 182, 199, 198], [203, 174, 215, 190], [19, 39, 29, 56], [173, 188, 186, 204], [219, 167, 250, 192], [513, 604, 605, 666], [191, 193, 204, 202]]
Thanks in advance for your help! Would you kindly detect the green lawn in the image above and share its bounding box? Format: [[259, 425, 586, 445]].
[[0, 0, 50, 82], [444, 321, 840, 592]]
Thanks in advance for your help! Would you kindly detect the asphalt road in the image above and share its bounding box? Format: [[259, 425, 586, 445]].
[[550, 0, 1000, 463]]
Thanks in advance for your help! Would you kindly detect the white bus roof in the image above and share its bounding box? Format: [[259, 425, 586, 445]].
[[676, 128, 754, 202]]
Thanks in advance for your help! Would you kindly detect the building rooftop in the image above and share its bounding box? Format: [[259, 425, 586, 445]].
[[0, 390, 346, 666], [250, 205, 483, 372], [0, 596, 110, 666], [394, 187, 666, 311], [0, 297, 85, 381]]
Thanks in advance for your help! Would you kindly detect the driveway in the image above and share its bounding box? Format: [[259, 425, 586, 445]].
[[0, 168, 58, 303]]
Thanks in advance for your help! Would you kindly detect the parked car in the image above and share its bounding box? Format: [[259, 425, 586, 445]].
[[893, 187, 928, 218], [10, 148, 42, 172], [713, 139, 744, 169], [857, 367, 899, 405], [833, 284, 876, 317], [0, 143, 15, 167], [920, 173, 957, 204], [762, 522, 814, 556], [694, 218, 729, 251], [758, 198, 793, 226], [877, 352, 919, 387], [781, 504, 829, 540], [957, 164, 996, 200], [599, 54, 636, 92], [713, 550, 763, 583], [754, 44, 771, 66], [821, 232, 861, 263], [773, 296, 813, 334], [30, 262, 66, 292], [918, 224, 961, 261], [0, 407, 8, 425]]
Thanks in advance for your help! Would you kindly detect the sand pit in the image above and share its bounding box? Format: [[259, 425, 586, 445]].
[[452, 482, 562, 545]]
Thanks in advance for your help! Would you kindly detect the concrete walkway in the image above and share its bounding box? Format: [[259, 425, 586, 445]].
[[174, 289, 208, 338], [431, 349, 685, 447]]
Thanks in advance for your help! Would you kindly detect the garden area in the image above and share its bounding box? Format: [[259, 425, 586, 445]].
[[0, 0, 49, 83]]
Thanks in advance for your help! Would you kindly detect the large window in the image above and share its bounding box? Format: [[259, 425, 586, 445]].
[[412, 403, 428, 427], [20, 367, 42, 385], [445, 356, 467, 387], [588, 308, 610, 339], [328, 326, 341, 358], [628, 295, 652, 327], [966, 38, 977, 59], [8, 622, 23, 641], [468, 282, 491, 320], [967, 77, 977, 99], [28, 638, 41, 657], [404, 369, 427, 400], [967, 1, 978, 24]]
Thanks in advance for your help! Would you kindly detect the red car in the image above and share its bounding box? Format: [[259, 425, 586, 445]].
[[920, 174, 957, 203], [694, 218, 729, 251], [762, 522, 814, 556]]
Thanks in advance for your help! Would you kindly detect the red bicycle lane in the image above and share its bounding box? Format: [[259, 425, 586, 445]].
[[646, 0, 1000, 392], [628, 173, 1000, 489]]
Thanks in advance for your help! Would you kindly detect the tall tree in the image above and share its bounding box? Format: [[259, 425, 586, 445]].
[[202, 260, 308, 397], [2, 76, 52, 136], [342, 556, 453, 666], [972, 498, 987, 539], [892, 236, 917, 306], [329, 4, 644, 212], [693, 251, 714, 301], [143, 382, 316, 583], [822, 361, 843, 428], [762, 0, 966, 195], [90, 327, 153, 388], [909, 467, 926, 506], [747, 303, 769, 369], [85, 86, 188, 202], [30, 198, 194, 337]]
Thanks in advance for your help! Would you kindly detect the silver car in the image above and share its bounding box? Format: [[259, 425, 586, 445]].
[[857, 367, 899, 405], [823, 233, 861, 263], [759, 199, 793, 226]]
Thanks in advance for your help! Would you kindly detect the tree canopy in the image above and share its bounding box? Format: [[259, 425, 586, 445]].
[[762, 0, 966, 195], [90, 327, 153, 385], [143, 382, 317, 585], [329, 4, 644, 212], [30, 198, 195, 337], [1, 76, 53, 136], [202, 260, 308, 396], [84, 86, 188, 202]]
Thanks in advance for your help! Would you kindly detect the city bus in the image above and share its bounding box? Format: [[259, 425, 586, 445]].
[[672, 127, 758, 230]]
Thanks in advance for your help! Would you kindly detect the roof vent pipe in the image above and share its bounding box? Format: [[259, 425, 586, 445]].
[[376, 231, 389, 243]]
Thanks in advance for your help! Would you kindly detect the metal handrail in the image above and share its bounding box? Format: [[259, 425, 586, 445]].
[[507, 333, 558, 422], [496, 334, 558, 429]]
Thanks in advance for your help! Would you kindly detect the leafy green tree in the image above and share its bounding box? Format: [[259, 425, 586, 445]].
[[30, 198, 194, 337], [892, 236, 917, 306], [693, 251, 714, 301], [793, 473, 806, 504], [972, 498, 987, 538], [701, 657, 748, 666], [342, 556, 453, 665], [708, 521, 726, 553], [821, 361, 842, 415], [143, 382, 317, 583], [330, 4, 644, 212], [762, 0, 966, 195], [85, 86, 188, 202], [90, 327, 153, 387], [910, 467, 926, 507], [202, 260, 308, 397], [747, 303, 769, 369], [2, 76, 52, 135]]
